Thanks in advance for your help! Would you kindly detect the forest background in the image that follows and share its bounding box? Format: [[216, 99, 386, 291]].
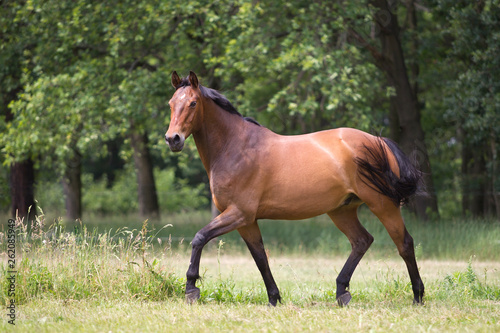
[[1, 0, 499, 223]]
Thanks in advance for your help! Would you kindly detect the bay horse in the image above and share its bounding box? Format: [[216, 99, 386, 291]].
[[165, 71, 424, 306]]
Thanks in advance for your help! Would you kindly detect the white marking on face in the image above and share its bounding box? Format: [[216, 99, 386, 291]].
[[180, 93, 186, 100]]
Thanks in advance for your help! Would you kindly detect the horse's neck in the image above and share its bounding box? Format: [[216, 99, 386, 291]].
[[192, 103, 247, 174]]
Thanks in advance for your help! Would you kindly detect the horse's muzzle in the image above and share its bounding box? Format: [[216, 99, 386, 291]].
[[165, 133, 185, 152]]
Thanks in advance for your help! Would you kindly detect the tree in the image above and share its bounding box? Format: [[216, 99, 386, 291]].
[[0, 0, 36, 220], [211, 1, 387, 134], [5, 67, 118, 220], [347, 1, 439, 220], [437, 0, 500, 218], [1, 0, 245, 219]]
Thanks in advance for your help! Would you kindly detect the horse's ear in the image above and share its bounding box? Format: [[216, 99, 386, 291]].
[[188, 71, 199, 89], [171, 71, 181, 89]]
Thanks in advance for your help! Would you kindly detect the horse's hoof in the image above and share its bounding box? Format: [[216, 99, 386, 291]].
[[185, 288, 200, 304], [337, 291, 352, 307], [267, 294, 281, 307], [413, 298, 424, 306]]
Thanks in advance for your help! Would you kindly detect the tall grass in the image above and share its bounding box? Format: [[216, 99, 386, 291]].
[[109, 208, 500, 261], [2, 207, 499, 259], [0, 214, 185, 306], [1, 209, 499, 309]]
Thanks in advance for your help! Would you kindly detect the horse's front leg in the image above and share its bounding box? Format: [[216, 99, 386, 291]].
[[185, 207, 252, 304], [238, 222, 281, 306]]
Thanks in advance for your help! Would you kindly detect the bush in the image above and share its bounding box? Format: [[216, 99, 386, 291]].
[[34, 179, 66, 213], [82, 167, 138, 215], [33, 166, 209, 215], [155, 168, 209, 213]]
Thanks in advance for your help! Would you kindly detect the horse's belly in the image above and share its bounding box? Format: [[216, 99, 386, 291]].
[[256, 174, 348, 220]]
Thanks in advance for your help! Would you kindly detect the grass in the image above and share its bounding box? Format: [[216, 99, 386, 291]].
[[2, 256, 500, 332], [12, 206, 499, 260], [1, 211, 500, 332]]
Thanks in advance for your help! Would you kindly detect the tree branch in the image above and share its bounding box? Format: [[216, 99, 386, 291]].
[[347, 27, 390, 71]]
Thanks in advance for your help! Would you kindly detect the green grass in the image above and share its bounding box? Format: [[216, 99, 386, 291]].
[[7, 206, 498, 260], [1, 211, 499, 332], [2, 254, 500, 332]]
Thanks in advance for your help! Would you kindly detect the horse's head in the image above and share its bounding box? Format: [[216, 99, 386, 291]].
[[165, 71, 203, 152]]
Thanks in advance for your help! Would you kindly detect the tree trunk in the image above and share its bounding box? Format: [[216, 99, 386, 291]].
[[10, 159, 36, 221], [5, 85, 36, 221], [62, 152, 82, 221], [388, 94, 400, 142], [130, 130, 160, 218], [354, 0, 439, 220], [490, 136, 500, 219]]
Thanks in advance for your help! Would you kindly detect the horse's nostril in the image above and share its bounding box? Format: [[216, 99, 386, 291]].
[[166, 133, 183, 151]]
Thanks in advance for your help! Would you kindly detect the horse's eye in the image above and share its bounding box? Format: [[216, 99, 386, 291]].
[[189, 101, 197, 108]]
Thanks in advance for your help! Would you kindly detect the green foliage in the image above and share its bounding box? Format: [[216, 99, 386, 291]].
[[440, 0, 500, 146], [5, 67, 117, 169], [419, 0, 500, 217], [0, 165, 10, 211], [1, 0, 499, 218], [125, 259, 185, 301], [33, 165, 208, 215], [210, 1, 385, 134], [33, 180, 66, 214], [155, 168, 209, 213], [82, 171, 138, 215], [3, 258, 55, 305], [441, 259, 500, 301], [200, 278, 268, 304]]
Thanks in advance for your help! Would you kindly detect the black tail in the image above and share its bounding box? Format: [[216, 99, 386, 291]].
[[354, 137, 422, 206]]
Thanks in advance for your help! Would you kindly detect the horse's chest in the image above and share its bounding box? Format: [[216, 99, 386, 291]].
[[209, 164, 261, 210]]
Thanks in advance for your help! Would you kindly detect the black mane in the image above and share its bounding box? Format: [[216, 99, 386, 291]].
[[175, 77, 260, 126]]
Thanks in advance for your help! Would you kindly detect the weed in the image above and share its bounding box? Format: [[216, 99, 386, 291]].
[[441, 257, 500, 301]]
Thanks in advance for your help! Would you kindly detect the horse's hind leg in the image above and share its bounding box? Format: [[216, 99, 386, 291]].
[[369, 203, 425, 304], [238, 222, 281, 306], [328, 207, 374, 306]]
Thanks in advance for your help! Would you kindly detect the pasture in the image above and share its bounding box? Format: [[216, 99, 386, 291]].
[[1, 211, 500, 332]]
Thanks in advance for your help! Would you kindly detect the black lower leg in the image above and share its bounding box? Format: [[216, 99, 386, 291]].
[[185, 233, 206, 303], [336, 234, 374, 306], [184, 208, 251, 304], [247, 244, 281, 306], [238, 224, 281, 306], [335, 255, 360, 306], [255, 253, 281, 306], [400, 230, 425, 304]]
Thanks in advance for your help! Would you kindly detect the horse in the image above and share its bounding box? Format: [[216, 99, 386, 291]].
[[164, 71, 424, 307]]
